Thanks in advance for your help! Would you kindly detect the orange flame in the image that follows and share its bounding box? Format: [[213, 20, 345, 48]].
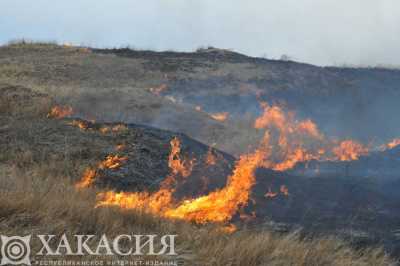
[[332, 140, 369, 161], [205, 148, 217, 166], [264, 187, 278, 198], [47, 105, 73, 119], [115, 144, 126, 151], [254, 103, 326, 170], [210, 112, 229, 122], [99, 155, 128, 170], [280, 185, 289, 196], [149, 84, 168, 96], [220, 224, 237, 234], [168, 137, 194, 178], [75, 155, 128, 189], [97, 132, 271, 224], [75, 168, 96, 189], [385, 138, 400, 150], [68, 120, 89, 130]]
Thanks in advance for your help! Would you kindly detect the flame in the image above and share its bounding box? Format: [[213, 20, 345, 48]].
[[112, 124, 127, 132], [99, 127, 110, 134], [254, 103, 325, 170], [220, 224, 237, 234], [168, 137, 194, 178], [47, 105, 73, 119], [195, 106, 202, 111], [332, 140, 369, 161], [115, 144, 126, 151], [87, 100, 381, 226], [254, 102, 372, 169], [239, 211, 256, 222], [385, 138, 400, 150], [75, 168, 96, 189], [273, 148, 319, 171], [280, 185, 289, 196], [297, 119, 324, 140], [164, 146, 269, 223], [100, 124, 127, 134], [99, 155, 128, 170], [96, 137, 195, 214], [75, 155, 128, 189], [210, 112, 229, 122], [68, 120, 89, 130], [205, 148, 217, 166], [264, 187, 278, 198], [149, 84, 168, 96], [97, 132, 271, 224]]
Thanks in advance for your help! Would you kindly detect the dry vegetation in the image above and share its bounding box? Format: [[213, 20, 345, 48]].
[[0, 42, 396, 265]]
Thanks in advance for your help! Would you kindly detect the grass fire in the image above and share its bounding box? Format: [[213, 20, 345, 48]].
[[1, 42, 399, 266]]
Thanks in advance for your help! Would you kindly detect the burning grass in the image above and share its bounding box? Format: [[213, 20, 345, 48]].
[[0, 85, 394, 265], [0, 161, 393, 266]]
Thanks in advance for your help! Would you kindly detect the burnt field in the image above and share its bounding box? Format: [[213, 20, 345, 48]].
[[1, 42, 400, 265]]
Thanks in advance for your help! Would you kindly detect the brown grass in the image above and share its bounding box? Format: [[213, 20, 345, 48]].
[[0, 161, 394, 265], [0, 82, 395, 265]]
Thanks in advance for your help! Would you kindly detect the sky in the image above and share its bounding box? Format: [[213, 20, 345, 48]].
[[1, 0, 400, 66]]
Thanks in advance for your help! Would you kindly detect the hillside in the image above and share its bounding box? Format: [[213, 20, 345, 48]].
[[1, 42, 400, 264], [1, 43, 400, 156]]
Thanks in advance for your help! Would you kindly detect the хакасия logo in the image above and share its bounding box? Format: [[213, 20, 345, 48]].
[[0, 235, 31, 266], [1, 233, 176, 265]]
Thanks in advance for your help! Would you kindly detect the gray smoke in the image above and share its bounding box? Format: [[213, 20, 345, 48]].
[[1, 0, 400, 66]]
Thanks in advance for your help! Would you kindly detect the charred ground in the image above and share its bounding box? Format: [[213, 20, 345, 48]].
[[1, 42, 400, 264]]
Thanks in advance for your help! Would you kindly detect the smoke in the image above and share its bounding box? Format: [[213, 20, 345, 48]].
[[1, 0, 400, 66]]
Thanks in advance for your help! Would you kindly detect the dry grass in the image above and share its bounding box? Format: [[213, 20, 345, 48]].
[[0, 162, 394, 265], [0, 45, 394, 266], [0, 82, 395, 265]]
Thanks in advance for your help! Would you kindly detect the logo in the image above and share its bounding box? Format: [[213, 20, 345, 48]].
[[0, 234, 177, 265], [0, 235, 31, 266]]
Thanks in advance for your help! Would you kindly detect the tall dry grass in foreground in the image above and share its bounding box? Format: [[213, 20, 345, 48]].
[[0, 84, 395, 265], [0, 159, 394, 265]]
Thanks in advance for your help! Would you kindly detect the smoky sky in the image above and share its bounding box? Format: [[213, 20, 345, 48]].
[[1, 0, 400, 66]]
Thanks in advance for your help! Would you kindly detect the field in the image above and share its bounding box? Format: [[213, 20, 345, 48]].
[[0, 42, 397, 265]]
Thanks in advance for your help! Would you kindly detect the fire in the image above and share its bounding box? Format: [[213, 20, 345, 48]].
[[99, 124, 127, 134], [264, 187, 278, 198], [97, 132, 271, 224], [210, 112, 229, 122], [68, 120, 89, 130], [164, 146, 270, 223], [99, 155, 128, 170], [95, 137, 195, 214], [332, 140, 369, 161], [205, 148, 217, 166], [297, 119, 324, 140], [280, 185, 289, 196], [75, 155, 128, 189], [254, 102, 372, 169], [385, 138, 400, 150], [273, 147, 319, 171], [168, 137, 194, 178], [265, 185, 289, 198], [115, 144, 126, 151], [254, 103, 325, 170], [195, 106, 202, 111], [47, 105, 73, 119], [149, 84, 168, 96], [75, 168, 96, 189], [85, 100, 381, 227], [112, 124, 127, 132], [239, 211, 256, 223], [220, 224, 237, 234]]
